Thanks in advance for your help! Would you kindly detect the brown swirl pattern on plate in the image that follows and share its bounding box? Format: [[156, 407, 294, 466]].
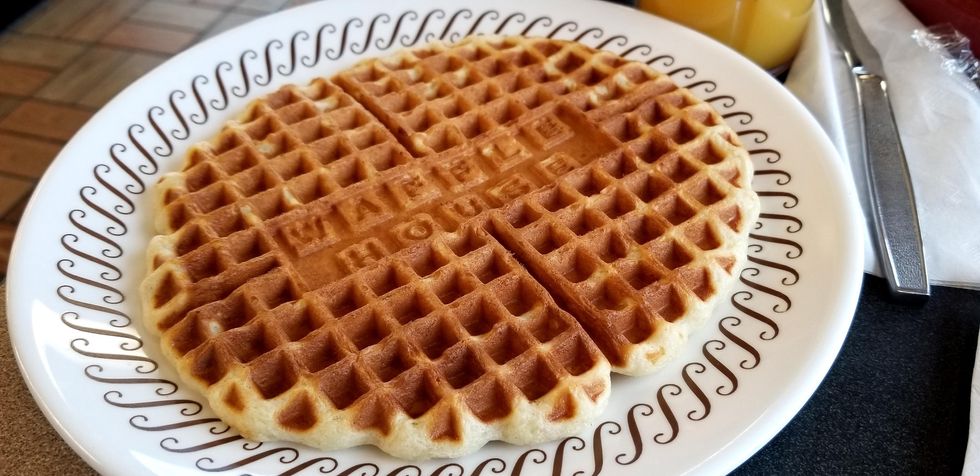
[[53, 7, 801, 474]]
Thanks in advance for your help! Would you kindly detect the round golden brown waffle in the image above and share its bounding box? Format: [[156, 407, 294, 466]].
[[141, 36, 760, 459]]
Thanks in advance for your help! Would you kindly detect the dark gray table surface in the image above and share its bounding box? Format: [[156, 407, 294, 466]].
[[734, 275, 980, 475]]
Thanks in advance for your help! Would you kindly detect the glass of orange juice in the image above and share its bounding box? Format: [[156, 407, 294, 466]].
[[638, 0, 813, 74]]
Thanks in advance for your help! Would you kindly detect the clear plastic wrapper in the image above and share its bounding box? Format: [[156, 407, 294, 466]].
[[912, 24, 980, 91]]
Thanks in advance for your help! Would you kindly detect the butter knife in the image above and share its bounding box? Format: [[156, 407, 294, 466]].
[[823, 0, 930, 299]]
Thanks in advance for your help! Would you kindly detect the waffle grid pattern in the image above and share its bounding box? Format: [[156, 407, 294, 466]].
[[141, 36, 759, 458], [160, 224, 609, 456], [484, 86, 756, 374]]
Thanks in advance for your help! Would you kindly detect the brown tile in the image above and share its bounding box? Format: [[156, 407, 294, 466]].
[[34, 47, 129, 105], [0, 222, 17, 273], [202, 11, 260, 39], [0, 64, 52, 96], [0, 101, 93, 141], [0, 34, 86, 69], [198, 0, 241, 7], [77, 52, 166, 108], [130, 2, 224, 31], [0, 176, 35, 216], [236, 0, 288, 13], [3, 192, 30, 224], [0, 97, 22, 119], [16, 0, 102, 37], [0, 133, 63, 178], [101, 21, 197, 54], [63, 0, 146, 42]]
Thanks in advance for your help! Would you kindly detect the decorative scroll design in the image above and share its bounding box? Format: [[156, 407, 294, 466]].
[[51, 6, 803, 474]]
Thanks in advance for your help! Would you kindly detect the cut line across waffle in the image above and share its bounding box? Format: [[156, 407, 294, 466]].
[[141, 36, 760, 459]]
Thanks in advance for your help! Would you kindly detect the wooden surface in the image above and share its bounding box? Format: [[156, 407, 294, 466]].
[[0, 284, 96, 475]]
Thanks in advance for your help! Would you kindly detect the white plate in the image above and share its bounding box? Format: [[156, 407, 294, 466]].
[[7, 1, 864, 474]]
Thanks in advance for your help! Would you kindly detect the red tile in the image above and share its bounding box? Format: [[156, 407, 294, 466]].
[[0, 222, 16, 274], [130, 2, 224, 31], [0, 64, 52, 96], [236, 0, 288, 13], [198, 0, 241, 7], [0, 133, 63, 178], [76, 52, 165, 108], [0, 97, 21, 119], [34, 47, 129, 106], [202, 11, 260, 39], [0, 101, 93, 141], [101, 21, 197, 54], [63, 0, 146, 42], [16, 0, 102, 37], [2, 194, 29, 224], [0, 34, 86, 69], [0, 176, 34, 216]]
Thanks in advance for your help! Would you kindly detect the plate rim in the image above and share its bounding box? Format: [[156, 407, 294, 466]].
[[6, 0, 865, 474]]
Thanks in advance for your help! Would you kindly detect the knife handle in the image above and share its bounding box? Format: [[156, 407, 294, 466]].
[[855, 73, 930, 299]]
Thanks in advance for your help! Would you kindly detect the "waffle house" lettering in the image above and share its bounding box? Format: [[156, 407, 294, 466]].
[[437, 194, 488, 223], [524, 114, 573, 150], [336, 191, 392, 231], [388, 172, 440, 207], [486, 176, 535, 203], [537, 152, 578, 178], [337, 237, 386, 270], [480, 135, 530, 172], [279, 104, 618, 282], [393, 213, 439, 245], [278, 212, 339, 257]]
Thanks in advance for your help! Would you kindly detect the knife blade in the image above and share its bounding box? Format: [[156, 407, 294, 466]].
[[822, 0, 930, 299]]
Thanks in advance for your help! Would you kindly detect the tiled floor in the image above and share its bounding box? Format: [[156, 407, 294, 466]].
[[0, 0, 311, 275]]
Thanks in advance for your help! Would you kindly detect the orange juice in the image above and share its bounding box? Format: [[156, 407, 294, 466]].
[[639, 0, 813, 72]]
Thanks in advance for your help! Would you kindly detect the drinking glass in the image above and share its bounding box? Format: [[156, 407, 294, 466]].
[[638, 0, 814, 75]]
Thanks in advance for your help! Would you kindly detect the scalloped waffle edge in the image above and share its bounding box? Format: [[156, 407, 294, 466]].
[[141, 35, 759, 459]]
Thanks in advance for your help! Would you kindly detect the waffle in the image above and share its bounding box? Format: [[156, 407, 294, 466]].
[[141, 36, 759, 459]]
